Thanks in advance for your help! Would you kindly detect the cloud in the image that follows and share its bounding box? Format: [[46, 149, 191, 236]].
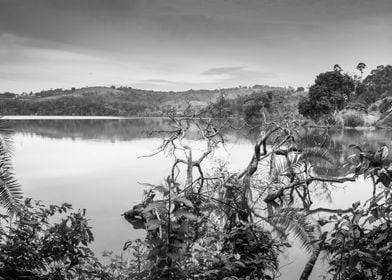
[[201, 66, 274, 81], [201, 67, 244, 76]]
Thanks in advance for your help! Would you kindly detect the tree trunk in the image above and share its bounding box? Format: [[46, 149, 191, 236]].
[[299, 246, 321, 280], [299, 234, 326, 280]]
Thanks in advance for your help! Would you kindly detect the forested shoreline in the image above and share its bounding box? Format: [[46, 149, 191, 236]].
[[1, 65, 392, 129]]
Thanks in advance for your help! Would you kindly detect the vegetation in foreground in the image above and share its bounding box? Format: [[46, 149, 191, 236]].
[[2, 115, 392, 280]]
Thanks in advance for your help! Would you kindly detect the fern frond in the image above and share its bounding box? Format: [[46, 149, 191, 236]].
[[269, 156, 290, 181], [0, 118, 22, 213], [0, 162, 23, 213], [0, 119, 14, 158], [269, 207, 320, 254], [299, 147, 334, 166]]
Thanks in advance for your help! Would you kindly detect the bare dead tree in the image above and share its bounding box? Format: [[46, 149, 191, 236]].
[[141, 114, 228, 196]]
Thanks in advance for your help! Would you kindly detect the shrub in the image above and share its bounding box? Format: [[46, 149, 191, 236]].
[[379, 98, 392, 113], [0, 199, 119, 280], [369, 103, 378, 112], [343, 113, 365, 127]]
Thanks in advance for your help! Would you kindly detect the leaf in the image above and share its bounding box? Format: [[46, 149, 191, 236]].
[[353, 212, 363, 224], [364, 216, 377, 225], [174, 197, 193, 208], [348, 254, 360, 270], [299, 147, 335, 166], [153, 185, 169, 195], [349, 144, 362, 151], [269, 207, 319, 254], [352, 201, 361, 210], [146, 219, 161, 230], [362, 257, 380, 266], [234, 261, 246, 268], [380, 146, 389, 160], [173, 209, 197, 220], [374, 232, 388, 244], [142, 202, 166, 214]]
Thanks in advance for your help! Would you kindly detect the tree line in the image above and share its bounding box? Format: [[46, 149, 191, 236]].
[[298, 64, 392, 123]]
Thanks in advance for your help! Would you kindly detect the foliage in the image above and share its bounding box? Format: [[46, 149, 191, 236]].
[[204, 93, 234, 118], [198, 221, 280, 280], [378, 98, 392, 114], [243, 92, 272, 123], [0, 199, 104, 279], [124, 117, 364, 280], [322, 145, 392, 279], [124, 173, 282, 279], [356, 65, 392, 104], [299, 67, 355, 120], [0, 119, 22, 213], [369, 103, 378, 112], [343, 113, 365, 127], [0, 198, 144, 280], [356, 62, 367, 77], [0, 86, 290, 117], [123, 118, 299, 279], [7, 113, 392, 279]]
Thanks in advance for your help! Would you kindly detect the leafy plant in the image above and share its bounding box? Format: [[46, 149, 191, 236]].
[[0, 199, 106, 280], [0, 118, 22, 213], [323, 145, 392, 279], [299, 66, 356, 121], [343, 113, 365, 127]]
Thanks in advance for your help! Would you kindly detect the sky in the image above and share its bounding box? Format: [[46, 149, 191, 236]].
[[0, 0, 391, 93]]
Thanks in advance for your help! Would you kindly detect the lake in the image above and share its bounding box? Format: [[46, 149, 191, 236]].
[[6, 117, 392, 280]]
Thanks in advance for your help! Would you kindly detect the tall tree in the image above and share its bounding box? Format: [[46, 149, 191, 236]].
[[333, 64, 343, 73], [299, 69, 355, 120], [356, 65, 392, 104], [356, 62, 367, 79]]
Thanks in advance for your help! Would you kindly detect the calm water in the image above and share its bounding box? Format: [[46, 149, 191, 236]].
[[7, 118, 392, 280]]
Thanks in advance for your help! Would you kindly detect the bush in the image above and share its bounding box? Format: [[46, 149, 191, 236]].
[[343, 113, 365, 127], [369, 103, 378, 112], [379, 98, 392, 113], [0, 199, 121, 280]]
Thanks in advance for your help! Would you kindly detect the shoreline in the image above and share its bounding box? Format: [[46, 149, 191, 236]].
[[307, 125, 380, 130], [2, 115, 169, 120], [2, 115, 391, 130], [1, 115, 235, 121]]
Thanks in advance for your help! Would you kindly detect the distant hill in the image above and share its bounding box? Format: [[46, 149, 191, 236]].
[[0, 85, 294, 117]]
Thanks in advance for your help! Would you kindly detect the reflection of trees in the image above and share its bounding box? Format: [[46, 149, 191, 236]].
[[297, 128, 392, 177], [296, 128, 345, 177], [8, 118, 258, 143], [9, 119, 392, 171], [9, 119, 171, 141]]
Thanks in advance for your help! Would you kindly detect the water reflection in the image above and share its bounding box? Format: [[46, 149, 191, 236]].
[[297, 128, 392, 177], [9, 119, 170, 142], [9, 118, 260, 144], [10, 119, 392, 161]]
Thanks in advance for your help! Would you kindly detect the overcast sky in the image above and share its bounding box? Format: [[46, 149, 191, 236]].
[[1, 0, 391, 93]]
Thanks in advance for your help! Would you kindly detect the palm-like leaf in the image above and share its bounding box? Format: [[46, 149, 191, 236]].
[[0, 119, 14, 158], [0, 118, 22, 213], [268, 207, 320, 254], [298, 147, 334, 166], [270, 147, 334, 182]]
